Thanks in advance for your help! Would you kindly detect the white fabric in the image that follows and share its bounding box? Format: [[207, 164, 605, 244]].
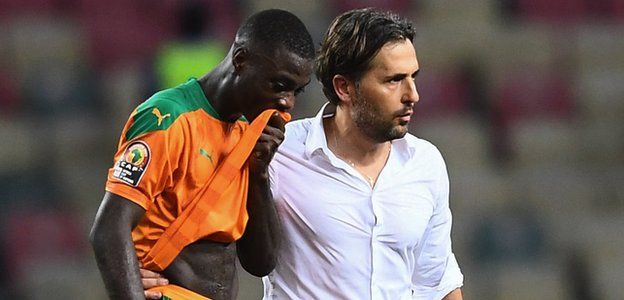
[[263, 104, 463, 300]]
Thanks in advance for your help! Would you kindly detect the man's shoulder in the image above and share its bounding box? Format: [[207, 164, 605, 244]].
[[283, 117, 314, 144], [403, 133, 440, 153], [403, 133, 445, 164], [144, 84, 196, 115], [125, 87, 197, 140]]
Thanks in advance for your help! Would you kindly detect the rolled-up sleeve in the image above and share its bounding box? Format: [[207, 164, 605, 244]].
[[411, 155, 463, 299]]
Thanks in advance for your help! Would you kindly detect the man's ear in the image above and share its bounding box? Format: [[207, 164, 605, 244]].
[[332, 74, 355, 104], [232, 47, 248, 73]]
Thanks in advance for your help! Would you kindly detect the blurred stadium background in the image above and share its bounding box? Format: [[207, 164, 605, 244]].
[[0, 0, 622, 299]]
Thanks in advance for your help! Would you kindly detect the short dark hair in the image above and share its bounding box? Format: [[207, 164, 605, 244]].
[[316, 8, 415, 105], [236, 9, 315, 60]]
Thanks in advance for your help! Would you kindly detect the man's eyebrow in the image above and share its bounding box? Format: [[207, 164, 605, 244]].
[[300, 78, 312, 88], [383, 68, 420, 80], [272, 75, 310, 91], [272, 75, 297, 87]]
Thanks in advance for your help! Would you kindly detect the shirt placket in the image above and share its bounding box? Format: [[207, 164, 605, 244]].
[[335, 156, 381, 299], [369, 148, 397, 299], [370, 186, 382, 299]]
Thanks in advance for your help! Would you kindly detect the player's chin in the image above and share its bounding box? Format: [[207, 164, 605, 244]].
[[395, 120, 410, 131], [244, 110, 262, 122], [388, 125, 408, 140], [247, 106, 277, 122]]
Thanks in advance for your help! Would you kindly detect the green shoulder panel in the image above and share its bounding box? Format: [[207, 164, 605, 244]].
[[125, 79, 219, 140]]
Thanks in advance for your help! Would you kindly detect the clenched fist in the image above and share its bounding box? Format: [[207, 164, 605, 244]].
[[248, 111, 288, 178]]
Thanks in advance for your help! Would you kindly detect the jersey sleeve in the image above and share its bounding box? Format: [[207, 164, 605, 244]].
[[105, 108, 185, 210]]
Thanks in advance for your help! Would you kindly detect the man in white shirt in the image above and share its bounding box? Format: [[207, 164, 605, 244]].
[[263, 8, 463, 299], [142, 7, 463, 300]]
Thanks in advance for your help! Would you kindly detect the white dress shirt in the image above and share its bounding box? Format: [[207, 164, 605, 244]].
[[263, 104, 463, 300]]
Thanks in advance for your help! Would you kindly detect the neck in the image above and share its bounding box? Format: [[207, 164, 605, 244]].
[[324, 105, 391, 168], [324, 105, 391, 188]]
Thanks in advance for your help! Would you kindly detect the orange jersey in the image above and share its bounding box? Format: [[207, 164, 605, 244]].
[[105, 78, 250, 261], [148, 284, 210, 300]]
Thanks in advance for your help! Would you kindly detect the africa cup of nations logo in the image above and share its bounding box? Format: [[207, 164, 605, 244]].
[[126, 144, 148, 167], [112, 141, 151, 186]]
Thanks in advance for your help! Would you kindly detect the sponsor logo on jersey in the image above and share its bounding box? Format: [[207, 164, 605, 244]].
[[152, 108, 171, 126], [112, 141, 151, 186], [199, 148, 214, 165]]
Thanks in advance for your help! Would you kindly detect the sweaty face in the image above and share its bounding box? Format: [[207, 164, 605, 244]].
[[350, 39, 419, 142], [238, 47, 313, 121]]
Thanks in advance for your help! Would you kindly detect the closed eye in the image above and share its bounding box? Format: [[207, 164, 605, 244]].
[[272, 81, 288, 92], [389, 75, 406, 83], [294, 87, 305, 96]]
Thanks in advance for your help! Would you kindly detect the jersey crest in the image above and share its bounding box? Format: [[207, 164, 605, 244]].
[[112, 141, 151, 186]]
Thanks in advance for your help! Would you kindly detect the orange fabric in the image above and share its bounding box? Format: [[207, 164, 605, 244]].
[[106, 102, 290, 271], [142, 109, 289, 271], [106, 109, 249, 262], [148, 284, 211, 300]]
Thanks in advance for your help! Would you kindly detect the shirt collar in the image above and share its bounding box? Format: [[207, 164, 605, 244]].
[[304, 102, 332, 159], [303, 102, 417, 160], [392, 132, 417, 162]]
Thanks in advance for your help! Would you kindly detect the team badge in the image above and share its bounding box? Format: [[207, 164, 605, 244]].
[[112, 141, 150, 186]]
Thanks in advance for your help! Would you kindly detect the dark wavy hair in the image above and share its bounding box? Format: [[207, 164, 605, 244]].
[[316, 8, 415, 104]]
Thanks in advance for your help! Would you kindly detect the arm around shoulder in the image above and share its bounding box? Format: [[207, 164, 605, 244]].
[[89, 191, 148, 300]]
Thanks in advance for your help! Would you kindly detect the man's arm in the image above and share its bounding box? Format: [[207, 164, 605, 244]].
[[412, 150, 464, 299], [236, 113, 285, 276], [89, 192, 148, 299]]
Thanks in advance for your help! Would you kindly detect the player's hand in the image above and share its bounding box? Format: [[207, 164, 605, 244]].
[[249, 111, 286, 177], [140, 267, 168, 299]]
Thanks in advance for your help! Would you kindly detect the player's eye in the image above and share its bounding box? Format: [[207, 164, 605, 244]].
[[272, 81, 288, 92]]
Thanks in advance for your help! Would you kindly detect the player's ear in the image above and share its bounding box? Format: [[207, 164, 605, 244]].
[[332, 74, 355, 104], [232, 47, 248, 73]]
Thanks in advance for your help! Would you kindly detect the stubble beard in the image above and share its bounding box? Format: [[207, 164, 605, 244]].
[[351, 85, 408, 143]]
